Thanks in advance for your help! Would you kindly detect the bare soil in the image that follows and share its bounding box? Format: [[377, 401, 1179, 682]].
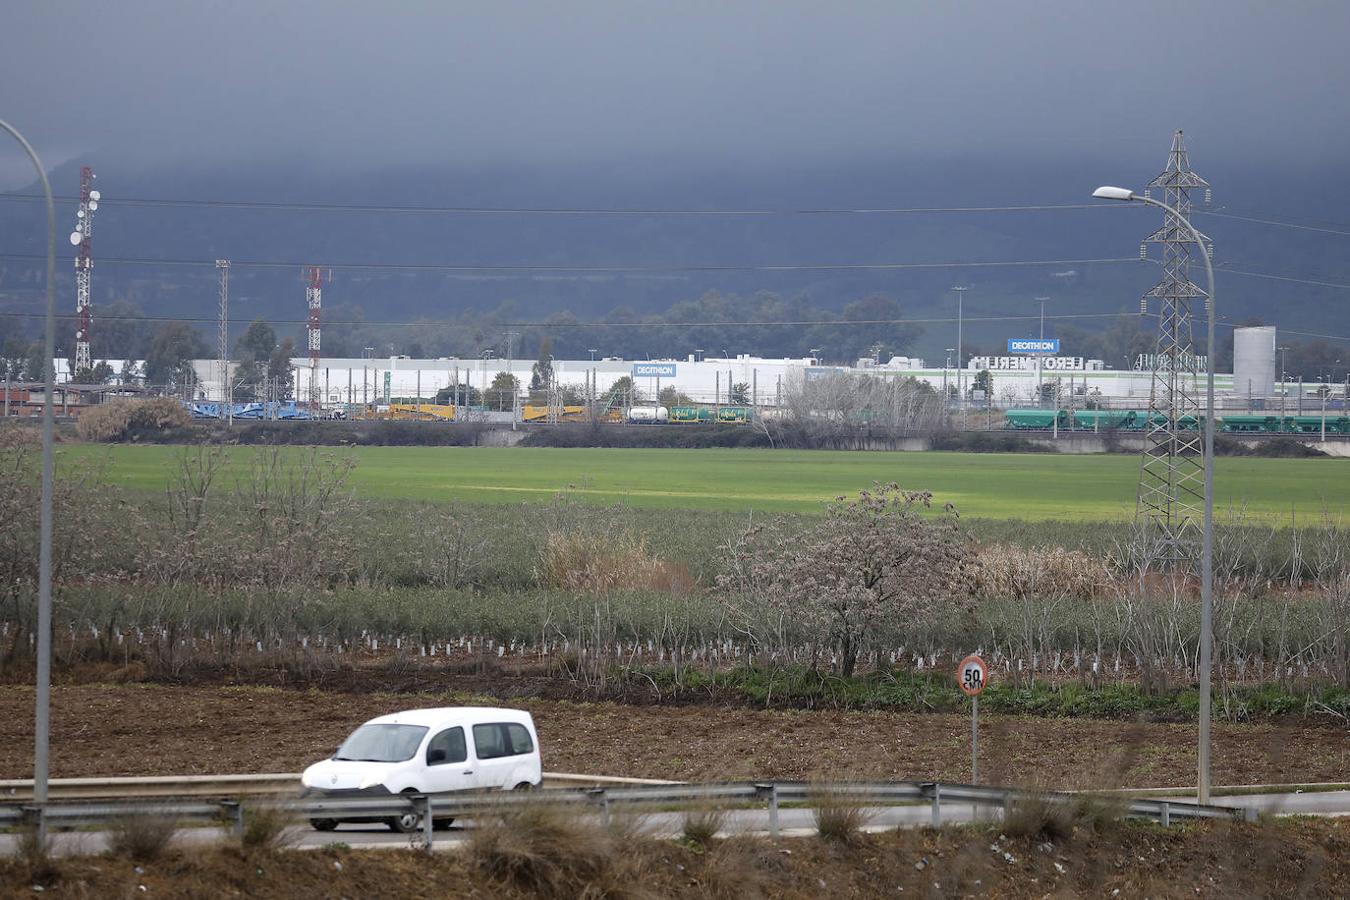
[[0, 682, 1345, 788], [2, 819, 1347, 899]]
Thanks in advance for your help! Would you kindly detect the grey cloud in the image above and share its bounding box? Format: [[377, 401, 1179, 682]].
[[2, 0, 1349, 178]]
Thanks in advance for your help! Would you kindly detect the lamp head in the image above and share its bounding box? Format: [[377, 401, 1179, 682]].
[[1092, 186, 1136, 202]]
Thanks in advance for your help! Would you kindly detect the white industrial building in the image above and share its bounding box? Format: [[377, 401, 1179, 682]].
[[175, 326, 1327, 411]]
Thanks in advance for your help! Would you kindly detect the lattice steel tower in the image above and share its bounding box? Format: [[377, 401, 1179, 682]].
[[216, 260, 230, 413], [71, 167, 99, 374], [1136, 130, 1212, 565]]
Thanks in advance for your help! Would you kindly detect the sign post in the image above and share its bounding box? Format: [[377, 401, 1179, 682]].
[[957, 654, 988, 783]]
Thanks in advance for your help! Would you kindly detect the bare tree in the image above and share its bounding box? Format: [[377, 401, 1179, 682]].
[[717, 484, 974, 676]]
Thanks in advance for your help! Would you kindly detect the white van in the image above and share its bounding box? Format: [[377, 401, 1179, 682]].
[[300, 707, 542, 832]]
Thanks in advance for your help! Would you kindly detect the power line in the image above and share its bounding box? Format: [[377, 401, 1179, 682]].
[[1197, 208, 1350, 238], [0, 193, 1119, 216], [6, 303, 1348, 343], [1221, 267, 1350, 291], [0, 252, 1141, 274], [0, 309, 1139, 329]]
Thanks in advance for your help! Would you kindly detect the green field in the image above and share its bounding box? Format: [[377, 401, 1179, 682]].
[[62, 445, 1349, 522]]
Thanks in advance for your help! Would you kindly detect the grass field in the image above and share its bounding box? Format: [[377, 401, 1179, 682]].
[[63, 444, 1349, 522]]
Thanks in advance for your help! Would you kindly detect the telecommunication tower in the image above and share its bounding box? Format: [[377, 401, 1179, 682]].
[[1136, 130, 1213, 565], [69, 167, 100, 375], [304, 266, 324, 409]]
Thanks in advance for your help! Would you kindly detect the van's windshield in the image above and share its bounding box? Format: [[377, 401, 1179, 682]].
[[333, 724, 428, 763]]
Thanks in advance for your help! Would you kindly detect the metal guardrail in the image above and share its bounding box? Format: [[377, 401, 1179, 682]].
[[0, 780, 1251, 851], [0, 771, 680, 802]]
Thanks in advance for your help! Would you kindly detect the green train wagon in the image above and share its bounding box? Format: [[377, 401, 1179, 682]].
[[1284, 415, 1350, 434], [669, 406, 714, 423], [1071, 410, 1137, 430], [1219, 415, 1283, 433], [1004, 409, 1068, 430], [716, 406, 752, 424]]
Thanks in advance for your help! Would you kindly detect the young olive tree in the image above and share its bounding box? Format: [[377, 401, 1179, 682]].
[[718, 483, 973, 676]]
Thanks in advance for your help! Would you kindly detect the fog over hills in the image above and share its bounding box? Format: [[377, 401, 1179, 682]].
[[2, 153, 1348, 368]]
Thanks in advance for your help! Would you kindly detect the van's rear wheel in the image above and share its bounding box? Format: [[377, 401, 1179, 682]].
[[310, 818, 338, 832], [513, 782, 535, 791]]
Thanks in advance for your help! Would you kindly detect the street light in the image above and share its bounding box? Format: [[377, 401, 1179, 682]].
[[1278, 345, 1290, 415], [1, 119, 57, 825], [1035, 297, 1050, 407], [808, 348, 822, 364], [944, 348, 955, 401], [1093, 184, 1216, 804], [951, 286, 970, 406]]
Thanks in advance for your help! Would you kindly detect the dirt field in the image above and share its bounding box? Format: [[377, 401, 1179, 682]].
[[0, 682, 1345, 787], [3, 819, 1347, 899]]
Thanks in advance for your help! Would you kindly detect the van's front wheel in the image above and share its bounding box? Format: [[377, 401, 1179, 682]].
[[310, 818, 338, 832], [387, 789, 422, 833]]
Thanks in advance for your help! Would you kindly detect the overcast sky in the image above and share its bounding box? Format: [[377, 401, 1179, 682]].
[[3, 0, 1349, 186]]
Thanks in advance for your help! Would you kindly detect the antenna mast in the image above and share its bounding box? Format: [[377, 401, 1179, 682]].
[[305, 266, 323, 410], [1137, 130, 1213, 565], [70, 167, 99, 375]]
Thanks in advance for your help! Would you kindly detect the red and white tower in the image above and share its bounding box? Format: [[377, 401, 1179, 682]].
[[70, 167, 99, 374], [305, 265, 323, 408]]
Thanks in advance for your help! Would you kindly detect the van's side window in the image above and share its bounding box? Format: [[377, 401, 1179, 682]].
[[426, 727, 466, 765], [472, 723, 508, 759], [506, 723, 534, 755], [472, 723, 533, 759]]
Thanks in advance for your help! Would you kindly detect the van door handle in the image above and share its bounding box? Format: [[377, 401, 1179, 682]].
[[462, 770, 473, 775]]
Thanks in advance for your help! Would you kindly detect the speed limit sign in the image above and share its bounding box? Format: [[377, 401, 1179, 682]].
[[958, 654, 989, 785], [958, 654, 987, 697]]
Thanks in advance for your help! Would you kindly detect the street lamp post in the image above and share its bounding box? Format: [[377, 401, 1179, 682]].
[[944, 348, 955, 402], [952, 286, 970, 406], [1093, 185, 1216, 804], [1035, 297, 1050, 407], [1278, 345, 1290, 415], [0, 119, 57, 826]]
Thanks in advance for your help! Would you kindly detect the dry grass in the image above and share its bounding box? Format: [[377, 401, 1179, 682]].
[[467, 801, 619, 898], [1002, 790, 1125, 843], [810, 786, 872, 844], [0, 425, 41, 448], [75, 397, 191, 442], [699, 838, 777, 900], [106, 810, 177, 861], [681, 807, 727, 847], [1, 818, 1349, 898], [538, 529, 695, 593], [975, 543, 1111, 600], [14, 826, 59, 885], [240, 804, 299, 852]]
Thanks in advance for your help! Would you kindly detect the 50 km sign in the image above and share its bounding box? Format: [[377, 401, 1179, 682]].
[[958, 654, 987, 697], [957, 654, 988, 785]]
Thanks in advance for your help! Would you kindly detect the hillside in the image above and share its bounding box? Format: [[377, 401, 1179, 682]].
[[2, 154, 1348, 367]]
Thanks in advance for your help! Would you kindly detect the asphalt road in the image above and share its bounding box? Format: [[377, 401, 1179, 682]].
[[11, 791, 1350, 857]]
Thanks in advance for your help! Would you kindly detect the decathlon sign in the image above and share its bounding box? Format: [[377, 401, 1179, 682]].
[[1007, 338, 1060, 355], [632, 363, 677, 378]]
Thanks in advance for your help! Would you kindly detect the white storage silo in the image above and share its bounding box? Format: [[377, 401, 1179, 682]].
[[1232, 326, 1276, 399]]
